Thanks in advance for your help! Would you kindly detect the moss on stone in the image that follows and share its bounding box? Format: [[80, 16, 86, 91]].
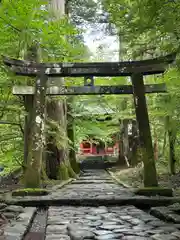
[[12, 188, 49, 197], [67, 163, 77, 179], [23, 166, 41, 188], [70, 159, 80, 174], [57, 162, 69, 180], [135, 187, 173, 197]]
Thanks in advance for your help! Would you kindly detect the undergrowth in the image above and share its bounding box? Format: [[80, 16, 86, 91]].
[[112, 157, 180, 189]]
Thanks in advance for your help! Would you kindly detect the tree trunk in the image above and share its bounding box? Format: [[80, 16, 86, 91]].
[[168, 129, 176, 175], [118, 119, 127, 166], [153, 130, 158, 162], [128, 120, 139, 166], [123, 119, 129, 164], [46, 0, 76, 180], [46, 99, 66, 179], [166, 115, 176, 175], [67, 97, 79, 173], [162, 130, 167, 157], [46, 0, 66, 180]]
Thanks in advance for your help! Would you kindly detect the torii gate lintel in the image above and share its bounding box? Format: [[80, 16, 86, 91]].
[[2, 52, 176, 77]]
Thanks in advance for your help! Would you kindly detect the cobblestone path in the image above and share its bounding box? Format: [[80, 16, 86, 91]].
[[45, 170, 180, 240], [2, 170, 180, 240], [49, 170, 133, 200], [46, 205, 180, 240]]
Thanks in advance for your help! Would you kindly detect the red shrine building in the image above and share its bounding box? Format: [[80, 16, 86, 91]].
[[79, 136, 119, 156], [77, 106, 120, 156]]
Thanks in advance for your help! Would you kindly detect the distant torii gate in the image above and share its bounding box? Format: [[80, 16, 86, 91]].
[[3, 53, 176, 186]]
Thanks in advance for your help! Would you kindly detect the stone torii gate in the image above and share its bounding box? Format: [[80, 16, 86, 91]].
[[3, 53, 176, 187]]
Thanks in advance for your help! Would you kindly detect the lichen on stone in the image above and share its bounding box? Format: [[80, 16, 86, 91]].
[[35, 115, 42, 124]]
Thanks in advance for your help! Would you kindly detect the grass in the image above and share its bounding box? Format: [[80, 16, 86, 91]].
[[110, 163, 144, 188]]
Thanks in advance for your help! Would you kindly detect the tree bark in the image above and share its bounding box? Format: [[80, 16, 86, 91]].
[[46, 99, 66, 179], [67, 97, 79, 173], [166, 116, 176, 175], [46, 0, 66, 179], [153, 129, 158, 162], [168, 129, 176, 175], [46, 0, 76, 180], [118, 119, 127, 166], [128, 120, 139, 166]]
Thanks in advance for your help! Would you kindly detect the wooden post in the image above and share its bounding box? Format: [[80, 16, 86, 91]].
[[118, 119, 126, 165], [129, 120, 139, 166], [123, 119, 129, 161], [90, 142, 93, 154], [131, 73, 158, 187]]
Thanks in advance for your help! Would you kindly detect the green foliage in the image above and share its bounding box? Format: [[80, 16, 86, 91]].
[[104, 0, 180, 57], [0, 0, 88, 176], [101, 0, 180, 175], [69, 0, 98, 26]]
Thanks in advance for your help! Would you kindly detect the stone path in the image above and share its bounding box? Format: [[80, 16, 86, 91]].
[[45, 170, 180, 240], [7, 170, 180, 207], [50, 170, 133, 200], [2, 170, 180, 239], [46, 205, 180, 240], [0, 204, 36, 240]]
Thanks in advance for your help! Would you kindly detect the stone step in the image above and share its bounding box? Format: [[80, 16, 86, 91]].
[[71, 180, 115, 184], [6, 196, 180, 208], [0, 206, 36, 240], [150, 206, 180, 223], [80, 176, 110, 179]]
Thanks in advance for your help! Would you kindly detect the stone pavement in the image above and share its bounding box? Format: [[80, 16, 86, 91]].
[[46, 205, 180, 240], [45, 170, 180, 239], [49, 170, 133, 200], [0, 205, 36, 240], [2, 170, 180, 239], [7, 170, 180, 207]]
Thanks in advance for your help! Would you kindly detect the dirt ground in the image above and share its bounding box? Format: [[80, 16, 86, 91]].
[[111, 164, 180, 196]]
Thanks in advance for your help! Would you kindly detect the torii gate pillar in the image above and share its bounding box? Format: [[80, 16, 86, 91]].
[[131, 73, 158, 186]]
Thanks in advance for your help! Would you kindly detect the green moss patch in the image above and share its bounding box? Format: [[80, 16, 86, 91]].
[[134, 187, 173, 197], [57, 162, 69, 180], [12, 188, 50, 197]]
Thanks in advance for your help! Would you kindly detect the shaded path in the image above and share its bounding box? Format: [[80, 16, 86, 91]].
[[44, 170, 180, 240], [2, 170, 180, 239], [49, 170, 133, 201]]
